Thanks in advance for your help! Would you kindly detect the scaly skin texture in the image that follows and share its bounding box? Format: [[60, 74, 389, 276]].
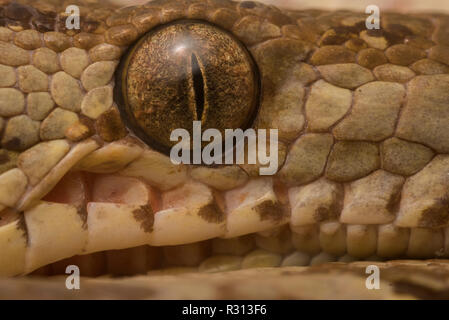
[[0, 0, 449, 298], [6, 261, 449, 299]]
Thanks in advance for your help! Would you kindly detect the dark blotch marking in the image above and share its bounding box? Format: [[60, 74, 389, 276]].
[[328, 22, 366, 39], [31, 14, 55, 33], [77, 206, 88, 229], [0, 151, 9, 165], [366, 24, 413, 46], [81, 19, 100, 33], [312, 185, 343, 222], [366, 28, 385, 38], [5, 2, 32, 21], [351, 38, 366, 46], [346, 21, 367, 33], [314, 206, 331, 222], [133, 205, 154, 233], [394, 281, 449, 300], [3, 137, 22, 152], [346, 38, 366, 48], [16, 213, 29, 245], [35, 6, 57, 18], [240, 1, 256, 9], [321, 35, 349, 46], [198, 202, 225, 224], [254, 200, 284, 222], [386, 23, 414, 38], [418, 196, 449, 228], [79, 114, 96, 131], [386, 188, 402, 214]]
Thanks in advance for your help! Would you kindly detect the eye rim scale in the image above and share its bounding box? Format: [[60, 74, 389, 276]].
[[114, 19, 261, 155]]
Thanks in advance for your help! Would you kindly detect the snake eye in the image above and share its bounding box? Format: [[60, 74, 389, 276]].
[[115, 20, 260, 154]]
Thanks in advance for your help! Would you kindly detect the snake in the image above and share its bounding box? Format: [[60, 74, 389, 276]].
[[0, 0, 449, 294]]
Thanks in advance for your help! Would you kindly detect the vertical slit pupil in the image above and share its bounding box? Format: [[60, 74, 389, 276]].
[[191, 53, 205, 121]]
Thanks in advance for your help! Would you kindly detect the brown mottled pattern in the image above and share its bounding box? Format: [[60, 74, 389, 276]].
[[197, 202, 226, 224], [132, 204, 154, 233], [255, 200, 285, 222], [0, 0, 448, 286], [76, 205, 88, 229]]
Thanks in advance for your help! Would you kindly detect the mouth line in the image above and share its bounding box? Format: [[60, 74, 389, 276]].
[[16, 169, 278, 277]]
